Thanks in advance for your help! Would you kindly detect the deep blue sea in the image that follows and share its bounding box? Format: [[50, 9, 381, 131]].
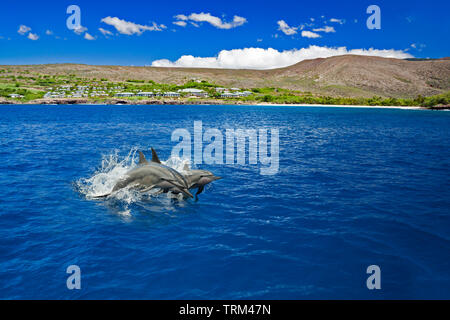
[[0, 104, 449, 299]]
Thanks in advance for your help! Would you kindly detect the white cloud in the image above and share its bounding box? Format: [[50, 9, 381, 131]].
[[313, 26, 335, 33], [173, 21, 187, 27], [175, 14, 188, 21], [99, 28, 113, 36], [277, 20, 297, 35], [329, 18, 344, 24], [45, 30, 53, 35], [101, 16, 166, 35], [410, 43, 426, 52], [27, 33, 39, 40], [151, 46, 413, 70], [84, 33, 95, 40], [18, 25, 31, 35], [173, 12, 247, 29], [301, 30, 321, 38], [74, 25, 88, 35]]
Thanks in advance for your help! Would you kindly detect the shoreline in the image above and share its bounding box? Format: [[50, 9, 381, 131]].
[[0, 98, 448, 110], [254, 103, 425, 110]]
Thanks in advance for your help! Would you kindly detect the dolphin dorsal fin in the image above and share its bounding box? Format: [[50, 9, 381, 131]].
[[138, 151, 148, 165], [151, 148, 162, 164], [183, 163, 190, 171]]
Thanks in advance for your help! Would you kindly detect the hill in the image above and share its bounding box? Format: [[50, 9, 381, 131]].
[[2, 55, 449, 99]]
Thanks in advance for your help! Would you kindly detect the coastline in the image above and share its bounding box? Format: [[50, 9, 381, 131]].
[[0, 97, 448, 110]]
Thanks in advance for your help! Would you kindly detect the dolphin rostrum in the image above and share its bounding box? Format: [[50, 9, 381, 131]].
[[93, 150, 193, 199]]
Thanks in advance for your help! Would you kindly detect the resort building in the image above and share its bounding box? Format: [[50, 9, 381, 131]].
[[136, 92, 155, 97], [178, 88, 208, 97], [8, 93, 23, 99], [221, 92, 239, 98], [220, 90, 253, 98], [163, 92, 181, 98], [115, 92, 134, 97]]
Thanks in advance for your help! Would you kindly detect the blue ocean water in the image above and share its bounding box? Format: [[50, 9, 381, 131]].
[[0, 104, 449, 299]]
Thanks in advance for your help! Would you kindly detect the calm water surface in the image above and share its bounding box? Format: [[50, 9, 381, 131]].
[[0, 105, 449, 299]]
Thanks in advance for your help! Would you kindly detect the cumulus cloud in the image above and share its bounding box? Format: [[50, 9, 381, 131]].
[[329, 18, 344, 24], [277, 20, 297, 35], [18, 25, 31, 35], [151, 46, 413, 70], [101, 16, 166, 35], [173, 12, 247, 29], [84, 33, 95, 40], [173, 21, 187, 27], [313, 26, 335, 33], [301, 30, 321, 38], [27, 33, 39, 40], [45, 30, 53, 35], [410, 43, 426, 52], [99, 27, 113, 36], [73, 25, 88, 35]]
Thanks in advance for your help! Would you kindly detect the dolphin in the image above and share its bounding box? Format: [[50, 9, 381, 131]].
[[182, 165, 222, 201], [93, 150, 193, 199], [139, 149, 192, 197], [149, 148, 222, 201]]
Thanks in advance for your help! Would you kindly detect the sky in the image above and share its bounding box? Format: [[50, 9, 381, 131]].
[[0, 0, 449, 69]]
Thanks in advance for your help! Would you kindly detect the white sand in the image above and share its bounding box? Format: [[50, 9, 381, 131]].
[[255, 103, 424, 110]]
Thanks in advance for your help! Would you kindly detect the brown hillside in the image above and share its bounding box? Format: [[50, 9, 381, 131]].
[[3, 55, 449, 98]]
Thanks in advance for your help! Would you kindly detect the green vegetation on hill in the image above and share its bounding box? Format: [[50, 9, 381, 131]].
[[0, 68, 448, 107], [239, 91, 450, 107]]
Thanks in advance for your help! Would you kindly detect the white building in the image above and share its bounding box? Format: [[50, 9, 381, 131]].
[[178, 88, 208, 97], [136, 92, 155, 97], [221, 92, 239, 98], [9, 93, 23, 99], [221, 90, 254, 98], [163, 92, 180, 97], [115, 92, 134, 97]]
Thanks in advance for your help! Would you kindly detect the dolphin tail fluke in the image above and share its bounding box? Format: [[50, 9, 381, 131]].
[[151, 148, 162, 164]]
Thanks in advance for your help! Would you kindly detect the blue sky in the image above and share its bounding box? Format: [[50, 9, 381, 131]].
[[0, 0, 448, 68]]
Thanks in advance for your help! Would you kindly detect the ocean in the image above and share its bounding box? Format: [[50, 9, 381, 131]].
[[0, 104, 449, 299]]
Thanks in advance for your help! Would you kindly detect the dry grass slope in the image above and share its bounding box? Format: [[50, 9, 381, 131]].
[[3, 55, 449, 98]]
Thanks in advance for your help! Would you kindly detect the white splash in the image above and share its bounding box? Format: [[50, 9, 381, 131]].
[[75, 148, 192, 203]]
